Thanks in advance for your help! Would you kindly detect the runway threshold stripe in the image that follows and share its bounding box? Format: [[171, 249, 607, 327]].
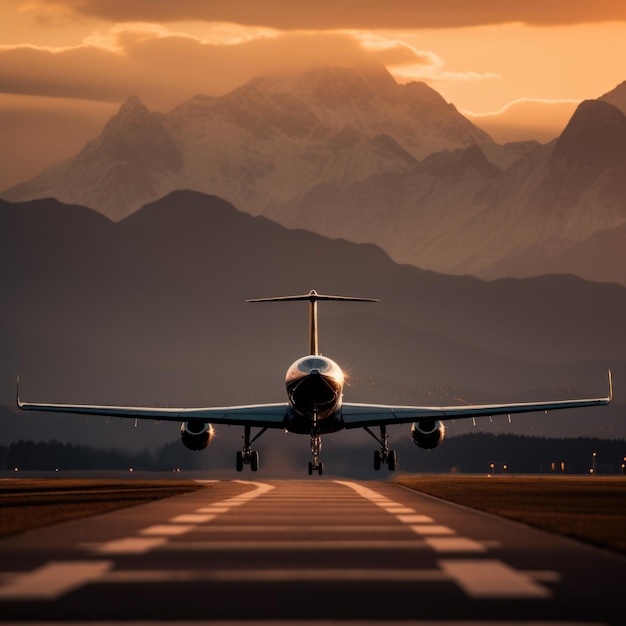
[[410, 525, 455, 535], [140, 525, 194, 536], [0, 561, 112, 600], [424, 537, 487, 553], [439, 559, 553, 598], [396, 514, 434, 524], [94, 537, 168, 554]]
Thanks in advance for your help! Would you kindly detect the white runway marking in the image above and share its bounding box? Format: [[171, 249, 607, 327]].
[[232, 480, 275, 496], [410, 525, 456, 535], [85, 481, 278, 556], [439, 559, 553, 598], [170, 514, 217, 524], [424, 537, 487, 553], [94, 537, 168, 554], [334, 481, 389, 501], [332, 479, 557, 601], [140, 524, 194, 536], [0, 561, 112, 600]]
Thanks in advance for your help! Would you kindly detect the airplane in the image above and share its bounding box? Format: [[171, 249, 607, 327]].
[[17, 290, 613, 475]]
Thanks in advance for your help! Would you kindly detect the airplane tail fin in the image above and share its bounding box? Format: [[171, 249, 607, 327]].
[[247, 289, 378, 355]]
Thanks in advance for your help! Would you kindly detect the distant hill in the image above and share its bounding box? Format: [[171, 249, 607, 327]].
[[1, 191, 623, 456]]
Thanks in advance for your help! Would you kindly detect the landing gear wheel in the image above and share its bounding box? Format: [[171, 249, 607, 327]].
[[308, 460, 323, 475], [251, 450, 260, 472], [387, 450, 397, 471], [236, 451, 244, 472], [373, 450, 381, 471]]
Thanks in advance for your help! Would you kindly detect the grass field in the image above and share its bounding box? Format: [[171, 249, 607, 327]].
[[0, 479, 204, 538], [393, 475, 626, 555]]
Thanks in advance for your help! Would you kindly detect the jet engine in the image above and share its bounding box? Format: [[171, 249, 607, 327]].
[[181, 421, 215, 451], [411, 420, 445, 450]]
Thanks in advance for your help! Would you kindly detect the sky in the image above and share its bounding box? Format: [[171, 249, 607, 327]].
[[1, 0, 626, 191]]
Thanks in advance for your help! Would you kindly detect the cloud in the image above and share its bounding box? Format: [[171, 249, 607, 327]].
[[23, 0, 626, 28], [464, 98, 580, 143], [0, 28, 438, 108], [463, 97, 581, 118]]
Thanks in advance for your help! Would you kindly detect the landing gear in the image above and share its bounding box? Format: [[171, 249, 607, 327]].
[[308, 432, 324, 475], [305, 410, 325, 476], [308, 460, 324, 475], [236, 449, 259, 472], [236, 425, 266, 472], [365, 425, 397, 471]]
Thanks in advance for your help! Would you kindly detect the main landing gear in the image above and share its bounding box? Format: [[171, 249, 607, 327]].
[[365, 424, 397, 471], [308, 432, 324, 475], [236, 425, 267, 472]]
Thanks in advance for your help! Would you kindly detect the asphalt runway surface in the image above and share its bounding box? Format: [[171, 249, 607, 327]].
[[0, 478, 623, 625]]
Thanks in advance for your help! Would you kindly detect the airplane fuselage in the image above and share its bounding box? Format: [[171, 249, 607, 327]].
[[285, 355, 344, 434]]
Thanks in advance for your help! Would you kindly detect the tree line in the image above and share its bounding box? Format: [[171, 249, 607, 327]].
[[1, 434, 625, 475], [0, 440, 201, 472]]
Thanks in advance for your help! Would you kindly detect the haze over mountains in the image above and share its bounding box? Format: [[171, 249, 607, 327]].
[[4, 65, 626, 286], [1, 192, 623, 454], [2, 65, 624, 461]]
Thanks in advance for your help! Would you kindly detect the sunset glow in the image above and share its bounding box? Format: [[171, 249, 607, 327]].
[[1, 1, 626, 189]]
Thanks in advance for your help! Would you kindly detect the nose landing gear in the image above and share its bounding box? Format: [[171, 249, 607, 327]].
[[308, 432, 324, 475]]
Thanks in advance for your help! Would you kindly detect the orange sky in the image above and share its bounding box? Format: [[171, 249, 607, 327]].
[[1, 0, 626, 190]]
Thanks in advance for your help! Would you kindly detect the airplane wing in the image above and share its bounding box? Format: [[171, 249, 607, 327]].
[[17, 389, 289, 429], [341, 370, 613, 429]]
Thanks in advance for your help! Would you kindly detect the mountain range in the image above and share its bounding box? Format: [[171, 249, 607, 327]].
[[4, 65, 626, 285], [1, 192, 623, 454]]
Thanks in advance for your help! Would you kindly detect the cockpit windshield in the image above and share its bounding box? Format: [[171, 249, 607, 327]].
[[297, 357, 332, 373], [285, 355, 344, 386]]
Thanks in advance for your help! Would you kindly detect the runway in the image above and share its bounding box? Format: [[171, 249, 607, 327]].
[[0, 478, 623, 624]]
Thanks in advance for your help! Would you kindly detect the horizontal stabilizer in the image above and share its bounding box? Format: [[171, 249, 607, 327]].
[[246, 289, 379, 303], [247, 289, 378, 355]]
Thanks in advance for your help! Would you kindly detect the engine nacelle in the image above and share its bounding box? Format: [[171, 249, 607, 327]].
[[411, 420, 445, 450], [181, 421, 215, 451]]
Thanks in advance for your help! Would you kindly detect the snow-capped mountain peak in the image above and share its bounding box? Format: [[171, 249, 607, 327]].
[[2, 67, 626, 285]]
